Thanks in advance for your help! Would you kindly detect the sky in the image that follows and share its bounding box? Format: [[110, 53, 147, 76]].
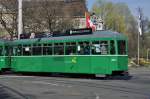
[[87, 0, 150, 19]]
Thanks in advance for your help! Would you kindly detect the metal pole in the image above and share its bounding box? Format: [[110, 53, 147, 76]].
[[147, 49, 150, 61], [137, 28, 140, 65], [18, 0, 23, 39], [137, 7, 142, 66]]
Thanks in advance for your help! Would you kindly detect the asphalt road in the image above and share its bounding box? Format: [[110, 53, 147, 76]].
[[0, 67, 150, 99]]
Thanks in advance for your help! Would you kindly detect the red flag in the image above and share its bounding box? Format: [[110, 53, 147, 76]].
[[85, 12, 96, 31], [85, 12, 90, 28]]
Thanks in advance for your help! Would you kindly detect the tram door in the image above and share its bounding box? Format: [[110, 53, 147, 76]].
[[91, 41, 111, 74], [0, 45, 11, 71], [0, 45, 4, 70], [5, 46, 11, 69]]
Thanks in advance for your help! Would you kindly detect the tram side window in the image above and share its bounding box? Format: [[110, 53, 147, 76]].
[[100, 41, 108, 55], [13, 46, 22, 56], [23, 45, 31, 56], [110, 40, 115, 55], [17, 45, 22, 56], [54, 43, 64, 55], [0, 46, 3, 56], [65, 42, 77, 55], [83, 42, 90, 55], [77, 42, 90, 55], [118, 40, 126, 55], [4, 46, 9, 56], [43, 44, 53, 55], [32, 44, 42, 55], [13, 47, 17, 56], [92, 41, 101, 55], [92, 41, 108, 55]]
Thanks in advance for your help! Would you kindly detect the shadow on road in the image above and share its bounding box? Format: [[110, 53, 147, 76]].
[[0, 84, 28, 99], [94, 75, 133, 80], [10, 72, 133, 81]]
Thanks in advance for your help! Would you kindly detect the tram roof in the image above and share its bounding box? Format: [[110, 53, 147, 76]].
[[12, 30, 127, 44], [0, 39, 9, 45]]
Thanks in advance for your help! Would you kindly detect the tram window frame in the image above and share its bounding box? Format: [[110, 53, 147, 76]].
[[77, 42, 84, 55], [43, 43, 53, 55], [91, 41, 101, 55], [32, 44, 42, 55], [54, 43, 64, 55], [91, 41, 109, 55], [5, 46, 10, 56], [110, 40, 116, 55], [65, 42, 77, 55], [13, 46, 18, 56], [118, 40, 126, 55], [12, 45, 22, 56], [83, 41, 90, 55], [17, 45, 23, 56], [77, 41, 90, 55], [23, 45, 32, 56], [0, 46, 3, 56], [100, 41, 108, 55]]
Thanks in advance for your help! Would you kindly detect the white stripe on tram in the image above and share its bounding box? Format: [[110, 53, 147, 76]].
[[10, 55, 128, 57]]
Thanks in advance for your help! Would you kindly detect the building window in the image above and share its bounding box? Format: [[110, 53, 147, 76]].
[[64, 0, 72, 3]]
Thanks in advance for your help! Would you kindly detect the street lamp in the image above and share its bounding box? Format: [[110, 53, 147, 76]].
[[18, 0, 23, 39]]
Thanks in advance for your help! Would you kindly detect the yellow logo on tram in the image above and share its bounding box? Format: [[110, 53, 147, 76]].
[[72, 57, 77, 64]]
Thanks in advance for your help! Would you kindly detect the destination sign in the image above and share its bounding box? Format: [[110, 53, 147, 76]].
[[68, 28, 92, 35]]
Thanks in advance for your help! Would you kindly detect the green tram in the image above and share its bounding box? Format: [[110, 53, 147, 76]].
[[0, 40, 10, 71], [10, 30, 128, 76]]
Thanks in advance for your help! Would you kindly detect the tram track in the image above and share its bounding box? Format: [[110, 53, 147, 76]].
[[38, 77, 150, 96]]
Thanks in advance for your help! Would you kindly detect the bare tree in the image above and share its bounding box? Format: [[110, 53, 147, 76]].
[[22, 0, 74, 33], [0, 0, 17, 39], [39, 0, 74, 32], [0, 0, 84, 37]]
